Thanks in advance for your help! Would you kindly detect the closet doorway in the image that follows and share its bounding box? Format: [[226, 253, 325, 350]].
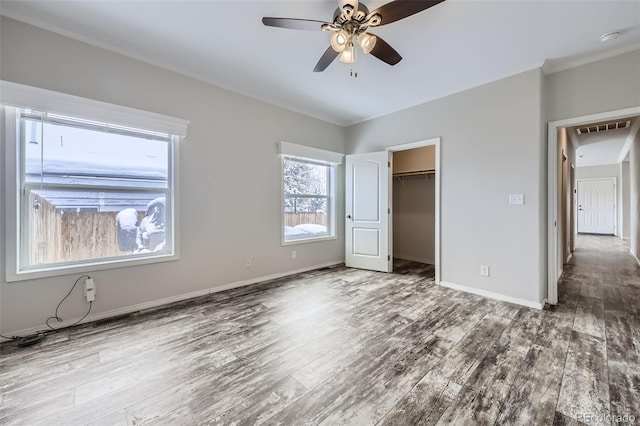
[[387, 138, 440, 283]]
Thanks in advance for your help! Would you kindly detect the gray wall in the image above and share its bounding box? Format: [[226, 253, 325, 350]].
[[346, 69, 545, 305], [621, 161, 631, 239], [575, 164, 621, 180], [393, 177, 435, 264], [0, 17, 346, 334], [545, 50, 640, 122], [632, 132, 640, 261]]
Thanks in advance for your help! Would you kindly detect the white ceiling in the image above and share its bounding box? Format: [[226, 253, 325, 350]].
[[572, 116, 639, 167], [1, 0, 639, 126]]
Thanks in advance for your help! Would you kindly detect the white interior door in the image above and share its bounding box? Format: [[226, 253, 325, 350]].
[[577, 178, 616, 234], [345, 151, 392, 272]]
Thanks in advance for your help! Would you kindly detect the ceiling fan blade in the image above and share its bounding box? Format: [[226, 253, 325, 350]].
[[262, 17, 329, 31], [368, 0, 445, 26], [313, 46, 340, 72], [369, 35, 402, 66]]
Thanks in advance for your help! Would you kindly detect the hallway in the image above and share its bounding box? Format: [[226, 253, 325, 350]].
[[555, 235, 640, 423]]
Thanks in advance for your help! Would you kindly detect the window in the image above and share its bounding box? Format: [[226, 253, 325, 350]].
[[279, 142, 342, 245], [1, 81, 188, 281], [14, 109, 177, 273]]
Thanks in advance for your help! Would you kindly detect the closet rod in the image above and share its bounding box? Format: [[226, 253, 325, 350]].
[[392, 169, 436, 177]]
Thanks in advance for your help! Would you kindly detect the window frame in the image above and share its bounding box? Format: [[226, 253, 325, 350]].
[[2, 81, 187, 282], [279, 142, 344, 247]]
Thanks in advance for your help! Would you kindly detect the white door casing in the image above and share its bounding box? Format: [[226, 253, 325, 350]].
[[345, 151, 392, 272], [577, 178, 616, 235]]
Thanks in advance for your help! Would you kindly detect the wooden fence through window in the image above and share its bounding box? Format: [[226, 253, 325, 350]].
[[284, 212, 326, 227], [26, 194, 327, 266], [28, 193, 131, 266]]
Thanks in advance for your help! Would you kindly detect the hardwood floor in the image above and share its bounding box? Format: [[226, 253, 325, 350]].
[[1, 236, 638, 425]]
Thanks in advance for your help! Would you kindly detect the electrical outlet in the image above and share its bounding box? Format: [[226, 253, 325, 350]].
[[480, 265, 490, 277], [291, 250, 297, 260], [245, 258, 252, 267], [84, 278, 96, 302]]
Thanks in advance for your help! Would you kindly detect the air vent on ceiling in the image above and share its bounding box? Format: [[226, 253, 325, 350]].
[[577, 120, 630, 134]]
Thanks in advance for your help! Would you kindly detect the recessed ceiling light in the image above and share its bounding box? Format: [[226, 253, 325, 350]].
[[599, 31, 621, 43]]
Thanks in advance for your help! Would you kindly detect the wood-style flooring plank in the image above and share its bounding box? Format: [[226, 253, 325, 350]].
[[573, 295, 605, 339], [379, 370, 461, 426], [494, 344, 565, 426], [556, 331, 610, 422], [435, 385, 504, 425]]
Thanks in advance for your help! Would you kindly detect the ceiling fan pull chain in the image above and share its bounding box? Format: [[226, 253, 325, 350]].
[[351, 46, 358, 78]]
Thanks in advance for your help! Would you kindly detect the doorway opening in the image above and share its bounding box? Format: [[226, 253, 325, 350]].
[[387, 138, 441, 283], [547, 106, 640, 304], [343, 138, 441, 282]]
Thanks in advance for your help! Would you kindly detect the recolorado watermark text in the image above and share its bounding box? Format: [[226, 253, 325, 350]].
[[576, 413, 636, 424]]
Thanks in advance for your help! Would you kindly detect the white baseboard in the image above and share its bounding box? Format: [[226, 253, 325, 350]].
[[2, 261, 343, 341], [439, 281, 544, 310], [394, 255, 434, 264], [632, 250, 640, 267]]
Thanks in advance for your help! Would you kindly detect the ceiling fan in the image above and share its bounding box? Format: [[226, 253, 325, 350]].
[[262, 0, 445, 72]]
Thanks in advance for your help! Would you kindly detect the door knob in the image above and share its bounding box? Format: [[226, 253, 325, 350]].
[[346, 215, 352, 219]]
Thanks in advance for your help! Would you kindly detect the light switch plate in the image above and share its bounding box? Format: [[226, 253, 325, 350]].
[[509, 194, 524, 205]]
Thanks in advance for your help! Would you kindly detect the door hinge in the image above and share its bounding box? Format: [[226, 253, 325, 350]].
[[388, 255, 391, 261], [388, 161, 391, 168], [388, 208, 391, 214]]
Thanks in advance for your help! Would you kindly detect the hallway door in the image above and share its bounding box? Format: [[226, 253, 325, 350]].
[[577, 178, 616, 235]]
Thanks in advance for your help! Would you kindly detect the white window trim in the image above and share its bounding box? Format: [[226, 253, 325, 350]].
[[279, 141, 343, 246], [2, 83, 187, 282], [0, 81, 189, 136]]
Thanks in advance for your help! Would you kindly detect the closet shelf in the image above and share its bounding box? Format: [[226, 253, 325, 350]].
[[392, 169, 435, 177]]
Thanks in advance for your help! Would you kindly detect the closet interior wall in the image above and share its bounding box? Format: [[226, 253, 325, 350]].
[[392, 145, 436, 265]]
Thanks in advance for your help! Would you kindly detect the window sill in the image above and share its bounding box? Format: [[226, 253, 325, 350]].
[[282, 235, 337, 246], [5, 252, 179, 282]]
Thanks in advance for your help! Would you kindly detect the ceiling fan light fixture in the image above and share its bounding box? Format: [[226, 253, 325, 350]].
[[339, 43, 355, 63], [357, 33, 377, 54], [331, 30, 350, 52]]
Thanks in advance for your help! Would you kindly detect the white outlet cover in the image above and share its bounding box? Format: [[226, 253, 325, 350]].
[[480, 265, 490, 277], [509, 194, 524, 205]]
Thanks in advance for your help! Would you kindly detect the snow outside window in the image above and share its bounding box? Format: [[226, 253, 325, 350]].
[[283, 156, 335, 244], [15, 109, 176, 274]]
